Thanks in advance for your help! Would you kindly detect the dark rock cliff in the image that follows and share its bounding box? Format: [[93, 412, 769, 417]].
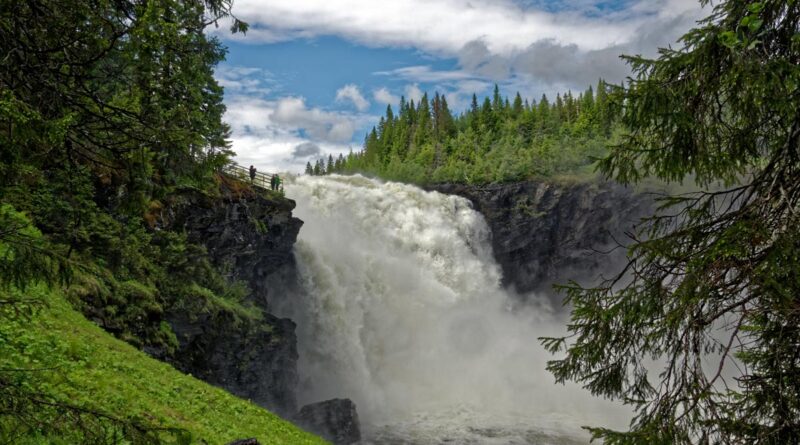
[[155, 177, 363, 439], [159, 178, 303, 415], [173, 180, 303, 312], [429, 181, 652, 299]]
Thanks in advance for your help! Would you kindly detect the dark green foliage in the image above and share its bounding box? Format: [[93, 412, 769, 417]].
[[0, 205, 70, 293], [326, 82, 618, 184], [0, 0, 254, 345], [0, 0, 294, 442], [542, 1, 800, 443]]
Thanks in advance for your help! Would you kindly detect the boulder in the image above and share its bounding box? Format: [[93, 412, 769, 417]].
[[293, 398, 361, 445]]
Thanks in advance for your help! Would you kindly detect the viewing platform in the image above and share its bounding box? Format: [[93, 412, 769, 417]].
[[221, 163, 278, 192]]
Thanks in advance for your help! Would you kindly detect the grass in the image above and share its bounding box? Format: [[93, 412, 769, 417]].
[[0, 284, 327, 445]]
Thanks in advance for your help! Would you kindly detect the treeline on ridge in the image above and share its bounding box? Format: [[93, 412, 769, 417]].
[[307, 81, 621, 184]]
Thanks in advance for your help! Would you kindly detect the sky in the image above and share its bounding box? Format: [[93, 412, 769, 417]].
[[212, 0, 706, 173]]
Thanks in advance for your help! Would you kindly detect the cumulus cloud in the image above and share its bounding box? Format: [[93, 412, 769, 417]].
[[231, 133, 352, 174], [455, 7, 699, 89], [221, 95, 364, 172], [292, 141, 322, 159], [218, 0, 704, 91], [223, 0, 701, 55], [373, 87, 400, 106], [272, 96, 357, 142], [214, 65, 276, 95], [214, 0, 708, 171], [335, 84, 370, 111]]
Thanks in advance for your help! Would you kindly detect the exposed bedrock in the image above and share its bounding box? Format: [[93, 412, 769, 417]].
[[428, 180, 652, 300]]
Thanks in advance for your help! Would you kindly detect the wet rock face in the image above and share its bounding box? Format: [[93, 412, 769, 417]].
[[292, 399, 361, 445], [429, 181, 652, 300], [173, 184, 304, 312], [158, 181, 305, 415], [167, 309, 299, 415]]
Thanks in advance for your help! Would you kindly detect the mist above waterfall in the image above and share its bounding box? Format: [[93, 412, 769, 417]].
[[279, 174, 630, 443]]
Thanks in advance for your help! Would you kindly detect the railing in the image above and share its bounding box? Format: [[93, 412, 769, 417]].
[[221, 163, 275, 191]]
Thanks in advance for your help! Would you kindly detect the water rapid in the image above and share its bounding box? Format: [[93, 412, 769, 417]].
[[280, 174, 629, 444]]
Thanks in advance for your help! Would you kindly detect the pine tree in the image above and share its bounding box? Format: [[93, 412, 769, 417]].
[[305, 161, 313, 175], [327, 154, 334, 173]]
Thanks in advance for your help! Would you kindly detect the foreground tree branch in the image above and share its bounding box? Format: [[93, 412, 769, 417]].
[[542, 1, 800, 443]]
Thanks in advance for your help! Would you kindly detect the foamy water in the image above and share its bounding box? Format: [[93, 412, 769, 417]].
[[279, 174, 630, 444]]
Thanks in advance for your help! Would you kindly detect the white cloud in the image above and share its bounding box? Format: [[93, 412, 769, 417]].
[[216, 66, 375, 172], [335, 84, 370, 111], [214, 65, 276, 95], [273, 96, 358, 142], [223, 0, 701, 55], [375, 66, 473, 83], [222, 95, 367, 173], [217, 0, 705, 91], [404, 84, 423, 103], [372, 87, 400, 106], [231, 133, 353, 174]]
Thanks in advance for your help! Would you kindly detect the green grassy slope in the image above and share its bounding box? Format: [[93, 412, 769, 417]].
[[0, 284, 327, 445]]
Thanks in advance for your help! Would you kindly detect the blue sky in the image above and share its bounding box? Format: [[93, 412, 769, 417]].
[[212, 0, 704, 172]]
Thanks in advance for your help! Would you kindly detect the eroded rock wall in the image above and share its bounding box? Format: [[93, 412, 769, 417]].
[[429, 181, 652, 300], [160, 180, 303, 415]]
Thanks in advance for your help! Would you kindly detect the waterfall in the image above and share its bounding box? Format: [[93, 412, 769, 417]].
[[280, 174, 628, 444]]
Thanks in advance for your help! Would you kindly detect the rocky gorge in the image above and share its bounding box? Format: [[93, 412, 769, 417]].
[[150, 175, 650, 444]]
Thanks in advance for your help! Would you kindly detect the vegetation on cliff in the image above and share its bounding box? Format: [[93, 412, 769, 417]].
[[0, 0, 314, 443]]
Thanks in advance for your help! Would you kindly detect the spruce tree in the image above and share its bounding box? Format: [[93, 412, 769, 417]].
[[491, 84, 502, 111], [543, 1, 800, 443], [512, 92, 524, 117], [481, 97, 494, 133], [439, 95, 456, 138], [336, 153, 344, 172], [470, 93, 480, 131], [413, 93, 433, 148]]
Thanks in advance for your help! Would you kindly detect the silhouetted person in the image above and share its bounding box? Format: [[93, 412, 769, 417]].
[[274, 174, 281, 191], [270, 174, 277, 190], [249, 165, 256, 182]]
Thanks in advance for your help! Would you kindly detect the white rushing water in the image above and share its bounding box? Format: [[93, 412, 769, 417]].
[[280, 174, 629, 444]]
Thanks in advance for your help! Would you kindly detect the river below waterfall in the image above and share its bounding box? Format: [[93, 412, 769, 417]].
[[279, 174, 629, 444]]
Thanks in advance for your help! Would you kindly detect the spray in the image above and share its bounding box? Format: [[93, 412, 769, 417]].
[[279, 174, 630, 443]]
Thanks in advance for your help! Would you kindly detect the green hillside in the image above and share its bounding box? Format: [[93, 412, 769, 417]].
[[0, 283, 326, 445]]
